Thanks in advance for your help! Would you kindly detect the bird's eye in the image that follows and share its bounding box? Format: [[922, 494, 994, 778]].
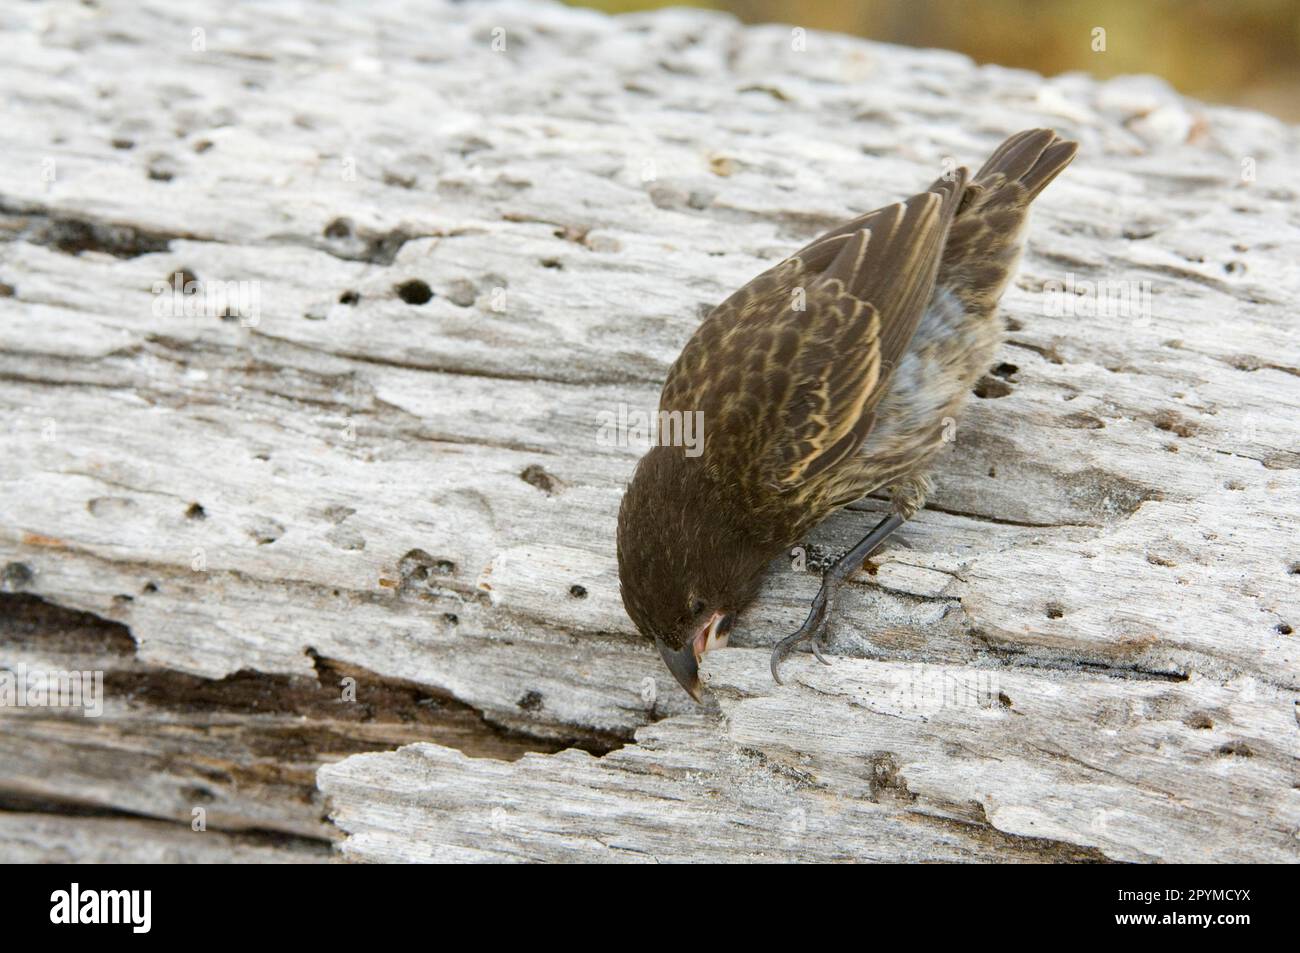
[[690, 599, 705, 616]]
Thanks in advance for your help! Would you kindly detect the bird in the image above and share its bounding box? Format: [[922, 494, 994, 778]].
[[617, 128, 1078, 701]]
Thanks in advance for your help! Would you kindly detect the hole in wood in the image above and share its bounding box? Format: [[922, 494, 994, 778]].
[[973, 375, 1013, 399], [324, 217, 352, 239], [395, 279, 433, 305]]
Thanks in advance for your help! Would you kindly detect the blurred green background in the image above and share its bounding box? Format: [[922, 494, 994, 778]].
[[573, 0, 1300, 120]]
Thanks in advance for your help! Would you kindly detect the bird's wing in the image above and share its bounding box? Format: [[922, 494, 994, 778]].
[[659, 170, 967, 492]]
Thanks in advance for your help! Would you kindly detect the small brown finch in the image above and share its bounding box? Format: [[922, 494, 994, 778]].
[[617, 129, 1078, 700]]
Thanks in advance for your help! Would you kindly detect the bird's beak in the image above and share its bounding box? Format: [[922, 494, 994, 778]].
[[656, 638, 701, 701], [656, 611, 732, 702]]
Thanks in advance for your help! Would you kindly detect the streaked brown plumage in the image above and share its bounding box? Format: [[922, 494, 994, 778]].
[[617, 129, 1079, 700]]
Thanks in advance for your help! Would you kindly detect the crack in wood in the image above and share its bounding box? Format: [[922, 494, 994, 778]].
[[2, 0, 1297, 863]]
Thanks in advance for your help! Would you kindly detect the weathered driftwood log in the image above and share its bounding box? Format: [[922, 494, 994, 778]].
[[1, 0, 1297, 863]]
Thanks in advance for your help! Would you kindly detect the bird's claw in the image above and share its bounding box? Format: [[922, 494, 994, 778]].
[[809, 631, 830, 665], [770, 586, 834, 683]]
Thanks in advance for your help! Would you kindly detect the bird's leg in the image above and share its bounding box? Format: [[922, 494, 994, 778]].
[[770, 511, 906, 683]]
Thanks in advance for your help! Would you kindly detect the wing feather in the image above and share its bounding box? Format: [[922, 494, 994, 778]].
[[659, 169, 967, 494]]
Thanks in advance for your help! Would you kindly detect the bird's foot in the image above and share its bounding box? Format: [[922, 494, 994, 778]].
[[770, 581, 838, 684], [769, 511, 909, 686]]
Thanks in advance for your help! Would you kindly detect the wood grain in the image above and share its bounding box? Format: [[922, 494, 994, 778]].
[[1, 0, 1296, 862]]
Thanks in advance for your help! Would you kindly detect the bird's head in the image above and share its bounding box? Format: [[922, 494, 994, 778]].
[[616, 446, 771, 700]]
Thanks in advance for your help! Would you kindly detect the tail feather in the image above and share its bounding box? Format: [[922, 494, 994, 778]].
[[936, 128, 1078, 312], [1019, 138, 1080, 200], [972, 128, 1079, 203]]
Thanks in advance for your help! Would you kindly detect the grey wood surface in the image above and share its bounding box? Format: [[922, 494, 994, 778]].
[[1, 0, 1296, 862]]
